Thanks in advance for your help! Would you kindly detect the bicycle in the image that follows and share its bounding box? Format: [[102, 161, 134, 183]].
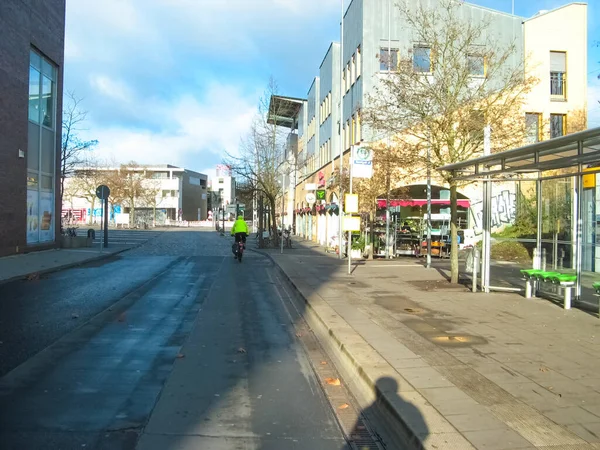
[[233, 239, 244, 262]]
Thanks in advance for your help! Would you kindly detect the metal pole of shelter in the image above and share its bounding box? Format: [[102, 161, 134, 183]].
[[482, 179, 491, 293], [575, 156, 584, 300], [482, 125, 492, 293], [338, 0, 345, 260]]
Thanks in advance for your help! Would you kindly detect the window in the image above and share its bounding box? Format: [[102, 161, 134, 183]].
[[468, 54, 485, 77], [346, 63, 351, 92], [380, 48, 398, 71], [525, 113, 542, 143], [468, 110, 485, 141], [27, 49, 57, 245], [346, 120, 351, 150], [413, 45, 431, 73], [550, 51, 566, 98], [550, 114, 566, 138], [356, 46, 361, 78], [356, 110, 362, 143], [351, 53, 356, 84]]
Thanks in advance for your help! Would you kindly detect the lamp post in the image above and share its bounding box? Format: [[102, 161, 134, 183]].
[[426, 144, 432, 269], [338, 0, 345, 260]]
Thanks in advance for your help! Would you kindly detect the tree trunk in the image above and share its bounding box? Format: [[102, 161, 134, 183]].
[[89, 197, 95, 225], [368, 209, 374, 259], [269, 197, 279, 248], [258, 195, 264, 248], [130, 198, 136, 227], [450, 183, 459, 284]]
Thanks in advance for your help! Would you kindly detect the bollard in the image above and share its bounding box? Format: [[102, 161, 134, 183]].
[[472, 248, 479, 293], [541, 248, 547, 272], [558, 249, 565, 270]]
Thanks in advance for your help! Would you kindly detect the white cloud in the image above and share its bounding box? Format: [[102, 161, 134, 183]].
[[85, 82, 258, 175], [89, 75, 133, 103]]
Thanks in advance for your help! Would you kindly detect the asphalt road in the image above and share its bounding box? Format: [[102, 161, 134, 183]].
[[0, 230, 347, 450]]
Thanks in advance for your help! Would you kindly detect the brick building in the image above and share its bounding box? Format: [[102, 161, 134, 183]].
[[0, 0, 66, 256]]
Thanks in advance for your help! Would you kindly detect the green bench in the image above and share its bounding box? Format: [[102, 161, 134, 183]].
[[520, 269, 577, 309]]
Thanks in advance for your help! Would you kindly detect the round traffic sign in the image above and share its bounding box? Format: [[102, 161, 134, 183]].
[[96, 184, 111, 200], [305, 193, 316, 204]]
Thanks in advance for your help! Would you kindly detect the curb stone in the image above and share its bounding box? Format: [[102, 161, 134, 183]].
[[251, 247, 469, 449]]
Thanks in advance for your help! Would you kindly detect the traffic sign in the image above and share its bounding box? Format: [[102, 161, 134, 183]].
[[305, 193, 316, 204], [96, 185, 110, 200]]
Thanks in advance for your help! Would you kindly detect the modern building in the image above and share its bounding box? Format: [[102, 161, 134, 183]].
[[207, 165, 237, 218], [273, 0, 587, 249], [63, 165, 208, 225], [0, 0, 66, 256]]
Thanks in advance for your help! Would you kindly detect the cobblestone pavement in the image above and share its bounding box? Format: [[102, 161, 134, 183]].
[[126, 228, 257, 258]]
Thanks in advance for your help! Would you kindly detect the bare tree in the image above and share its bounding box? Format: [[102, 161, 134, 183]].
[[106, 162, 153, 227], [139, 177, 162, 226], [226, 78, 287, 247], [66, 158, 109, 225], [363, 0, 537, 283], [61, 92, 98, 207]]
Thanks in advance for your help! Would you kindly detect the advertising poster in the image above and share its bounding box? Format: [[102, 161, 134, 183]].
[[39, 191, 54, 242], [27, 189, 39, 244]]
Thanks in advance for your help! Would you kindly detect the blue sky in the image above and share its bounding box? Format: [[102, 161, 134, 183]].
[[65, 0, 600, 178]]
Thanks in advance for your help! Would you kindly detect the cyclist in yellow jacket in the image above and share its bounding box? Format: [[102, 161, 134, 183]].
[[230, 216, 249, 252]]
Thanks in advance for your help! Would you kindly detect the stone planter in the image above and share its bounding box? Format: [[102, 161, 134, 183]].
[[61, 236, 93, 249]]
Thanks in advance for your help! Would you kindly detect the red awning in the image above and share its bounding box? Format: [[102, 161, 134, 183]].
[[376, 199, 471, 208]]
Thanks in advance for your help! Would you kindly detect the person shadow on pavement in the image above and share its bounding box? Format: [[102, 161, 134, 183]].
[[343, 377, 428, 450]]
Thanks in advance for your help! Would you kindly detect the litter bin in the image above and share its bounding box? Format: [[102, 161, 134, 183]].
[[87, 229, 96, 239]]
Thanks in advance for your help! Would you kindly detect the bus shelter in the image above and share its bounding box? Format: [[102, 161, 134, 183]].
[[440, 127, 600, 314]]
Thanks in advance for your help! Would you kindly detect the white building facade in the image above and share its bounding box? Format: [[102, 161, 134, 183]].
[[273, 0, 587, 247]]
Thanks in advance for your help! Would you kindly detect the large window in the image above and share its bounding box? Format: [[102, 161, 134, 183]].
[[550, 114, 566, 139], [380, 48, 398, 71], [525, 113, 542, 143], [550, 51, 566, 99], [27, 49, 57, 245], [468, 54, 485, 77], [413, 45, 431, 73]]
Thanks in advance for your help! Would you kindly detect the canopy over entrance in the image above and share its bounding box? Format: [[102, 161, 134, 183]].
[[440, 127, 600, 181], [267, 95, 305, 129]]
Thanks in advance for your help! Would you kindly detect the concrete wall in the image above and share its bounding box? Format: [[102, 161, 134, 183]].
[[0, 0, 66, 256], [181, 171, 208, 221]]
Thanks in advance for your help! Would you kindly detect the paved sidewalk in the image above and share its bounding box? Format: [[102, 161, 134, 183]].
[[259, 239, 600, 449], [0, 245, 135, 285]]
